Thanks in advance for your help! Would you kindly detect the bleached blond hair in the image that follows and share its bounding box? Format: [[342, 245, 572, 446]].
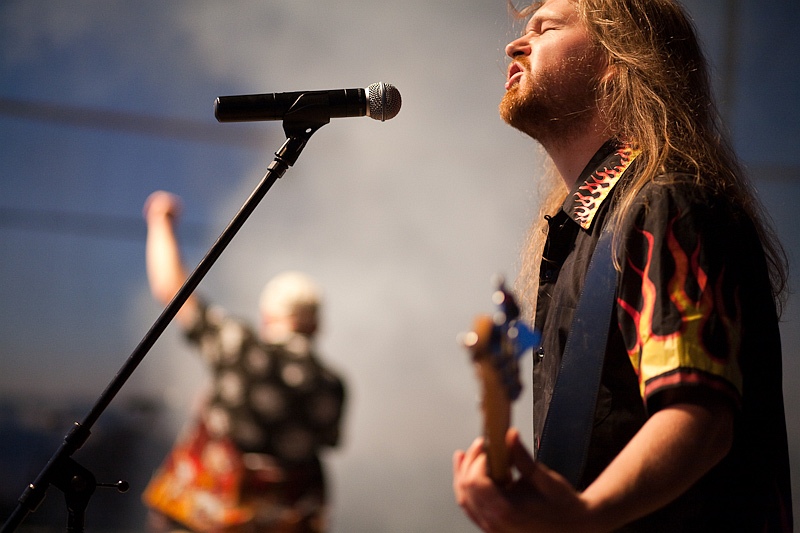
[[259, 271, 322, 320]]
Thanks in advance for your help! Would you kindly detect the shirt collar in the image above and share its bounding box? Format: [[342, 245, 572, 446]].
[[562, 141, 641, 230]]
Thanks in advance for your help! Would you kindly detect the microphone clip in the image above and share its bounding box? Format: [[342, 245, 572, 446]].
[[281, 92, 333, 139], [273, 94, 332, 166]]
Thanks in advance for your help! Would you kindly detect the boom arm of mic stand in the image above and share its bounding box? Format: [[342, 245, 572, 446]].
[[0, 115, 328, 533]]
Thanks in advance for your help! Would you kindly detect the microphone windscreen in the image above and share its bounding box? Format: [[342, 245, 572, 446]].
[[366, 82, 402, 121]]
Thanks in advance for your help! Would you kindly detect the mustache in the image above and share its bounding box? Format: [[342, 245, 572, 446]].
[[508, 55, 531, 71]]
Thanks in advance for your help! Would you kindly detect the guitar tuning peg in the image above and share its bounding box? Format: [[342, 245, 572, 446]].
[[507, 325, 519, 340], [458, 330, 479, 348], [490, 273, 506, 289], [489, 278, 521, 322], [492, 289, 506, 307]]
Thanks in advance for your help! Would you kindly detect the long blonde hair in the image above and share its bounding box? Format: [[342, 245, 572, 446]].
[[514, 0, 788, 316]]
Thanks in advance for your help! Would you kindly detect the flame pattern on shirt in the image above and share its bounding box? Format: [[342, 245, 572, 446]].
[[616, 214, 743, 402], [572, 145, 640, 230]]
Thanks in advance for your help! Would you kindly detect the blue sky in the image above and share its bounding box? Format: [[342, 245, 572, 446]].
[[1, 1, 799, 530]]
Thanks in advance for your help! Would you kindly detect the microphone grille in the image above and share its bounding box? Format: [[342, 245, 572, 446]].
[[366, 82, 402, 121]]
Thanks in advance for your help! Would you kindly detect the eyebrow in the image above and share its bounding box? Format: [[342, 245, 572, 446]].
[[523, 3, 574, 34]]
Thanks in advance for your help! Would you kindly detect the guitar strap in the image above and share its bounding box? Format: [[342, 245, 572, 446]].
[[535, 224, 617, 488]]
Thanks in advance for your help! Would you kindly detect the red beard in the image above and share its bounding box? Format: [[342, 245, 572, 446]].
[[500, 52, 604, 144]]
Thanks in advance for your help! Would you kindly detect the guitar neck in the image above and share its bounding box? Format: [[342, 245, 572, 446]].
[[469, 315, 513, 485], [476, 356, 512, 484], [464, 282, 537, 486]]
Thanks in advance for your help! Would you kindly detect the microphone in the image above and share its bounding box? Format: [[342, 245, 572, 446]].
[[214, 82, 401, 123]]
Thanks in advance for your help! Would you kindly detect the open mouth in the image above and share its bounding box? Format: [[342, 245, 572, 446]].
[[506, 63, 524, 90]]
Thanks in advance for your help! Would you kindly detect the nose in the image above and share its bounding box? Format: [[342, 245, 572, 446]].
[[505, 35, 531, 58]]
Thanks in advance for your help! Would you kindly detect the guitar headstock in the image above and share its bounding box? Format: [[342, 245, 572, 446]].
[[462, 277, 540, 484]]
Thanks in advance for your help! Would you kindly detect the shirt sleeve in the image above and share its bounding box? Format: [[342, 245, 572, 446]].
[[615, 178, 748, 412], [182, 299, 257, 366]]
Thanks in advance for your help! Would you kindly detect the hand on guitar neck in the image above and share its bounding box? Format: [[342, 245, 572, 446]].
[[461, 279, 540, 485]]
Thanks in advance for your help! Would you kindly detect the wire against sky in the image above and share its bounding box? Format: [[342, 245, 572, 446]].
[[0, 96, 277, 149]]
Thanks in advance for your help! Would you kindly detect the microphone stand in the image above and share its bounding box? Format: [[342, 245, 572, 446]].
[[1, 108, 331, 533]]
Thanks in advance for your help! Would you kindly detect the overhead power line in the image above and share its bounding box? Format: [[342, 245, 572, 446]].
[[0, 96, 276, 150], [0, 97, 269, 242], [0, 206, 208, 244]]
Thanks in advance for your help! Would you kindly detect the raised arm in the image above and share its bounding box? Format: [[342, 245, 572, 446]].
[[143, 190, 199, 327]]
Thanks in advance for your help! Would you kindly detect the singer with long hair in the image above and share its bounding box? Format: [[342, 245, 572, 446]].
[[453, 0, 792, 530]]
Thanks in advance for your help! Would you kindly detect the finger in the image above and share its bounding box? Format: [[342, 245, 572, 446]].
[[143, 191, 176, 219], [506, 428, 537, 479], [462, 436, 485, 463], [452, 445, 480, 494], [453, 448, 484, 524], [453, 449, 496, 532], [452, 449, 465, 476], [156, 195, 183, 220], [142, 192, 157, 218], [453, 450, 466, 503]]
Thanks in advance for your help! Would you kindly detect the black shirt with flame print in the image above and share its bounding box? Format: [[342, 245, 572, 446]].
[[533, 140, 792, 531]]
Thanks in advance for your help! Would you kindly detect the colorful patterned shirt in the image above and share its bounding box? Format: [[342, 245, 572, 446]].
[[185, 302, 345, 462], [185, 301, 345, 531]]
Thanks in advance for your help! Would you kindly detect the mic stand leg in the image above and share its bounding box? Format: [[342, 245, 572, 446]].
[[1, 116, 327, 533]]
